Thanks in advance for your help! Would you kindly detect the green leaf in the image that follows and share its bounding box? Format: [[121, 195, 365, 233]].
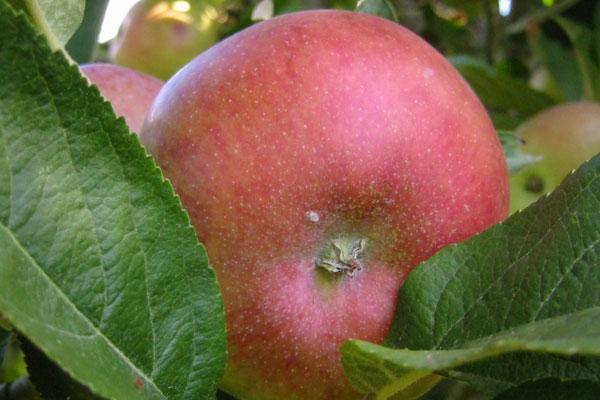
[[497, 130, 542, 174], [356, 0, 399, 23], [0, 330, 8, 368], [493, 378, 600, 400], [355, 0, 425, 32], [341, 134, 600, 397], [449, 56, 556, 120], [554, 17, 600, 101], [535, 31, 584, 101], [342, 307, 600, 398], [9, 0, 84, 51], [0, 3, 226, 400], [0, 335, 26, 384], [595, 2, 600, 70], [505, 0, 581, 35]]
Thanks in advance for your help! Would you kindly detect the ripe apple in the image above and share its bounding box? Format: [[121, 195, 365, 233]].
[[141, 10, 509, 399], [80, 63, 162, 134], [109, 0, 222, 80], [510, 102, 600, 213]]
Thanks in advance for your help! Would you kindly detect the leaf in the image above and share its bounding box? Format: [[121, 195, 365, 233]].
[[251, 0, 273, 21], [9, 0, 84, 51], [341, 135, 600, 397], [554, 17, 600, 101], [505, 0, 581, 35], [356, 0, 399, 23], [0, 330, 8, 368], [497, 130, 542, 174], [0, 3, 226, 400], [0, 377, 42, 400], [535, 31, 584, 101], [595, 3, 600, 70], [356, 0, 424, 32], [449, 56, 556, 119], [493, 378, 600, 400], [342, 307, 600, 398]]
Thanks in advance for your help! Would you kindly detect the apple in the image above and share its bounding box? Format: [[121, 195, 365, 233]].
[[109, 0, 223, 80], [80, 63, 162, 134], [510, 102, 600, 213], [141, 10, 509, 400]]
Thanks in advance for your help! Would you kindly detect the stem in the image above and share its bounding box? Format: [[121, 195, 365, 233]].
[[316, 236, 367, 277]]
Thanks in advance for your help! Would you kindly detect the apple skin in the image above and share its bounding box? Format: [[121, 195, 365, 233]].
[[141, 10, 509, 400], [109, 0, 222, 80], [80, 63, 162, 134], [510, 102, 600, 214]]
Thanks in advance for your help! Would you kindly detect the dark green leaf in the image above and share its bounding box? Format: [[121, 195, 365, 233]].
[[0, 2, 226, 399], [341, 123, 600, 397], [535, 32, 583, 101], [595, 2, 600, 69], [505, 0, 581, 35], [390, 157, 600, 346], [342, 307, 600, 398], [498, 130, 542, 174], [554, 17, 600, 101], [356, 0, 426, 32], [450, 56, 556, 119], [493, 378, 600, 400], [0, 330, 8, 368], [451, 353, 600, 397]]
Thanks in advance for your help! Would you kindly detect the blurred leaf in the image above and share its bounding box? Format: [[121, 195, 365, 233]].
[[356, 0, 424, 32], [0, 330, 8, 368], [555, 17, 600, 101], [0, 377, 41, 400], [65, 0, 109, 63], [251, 0, 273, 21], [0, 3, 226, 400], [595, 2, 600, 68], [535, 32, 583, 101], [21, 337, 99, 400], [342, 307, 600, 398], [342, 145, 600, 397], [492, 379, 600, 400], [490, 112, 523, 131], [357, 0, 398, 23], [0, 336, 26, 383], [506, 0, 581, 35], [497, 130, 542, 174], [450, 55, 556, 119], [8, 0, 84, 52]]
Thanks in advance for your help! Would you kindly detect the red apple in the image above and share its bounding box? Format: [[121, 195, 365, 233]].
[[109, 0, 222, 80], [141, 10, 508, 399], [80, 63, 162, 134], [510, 102, 600, 213]]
